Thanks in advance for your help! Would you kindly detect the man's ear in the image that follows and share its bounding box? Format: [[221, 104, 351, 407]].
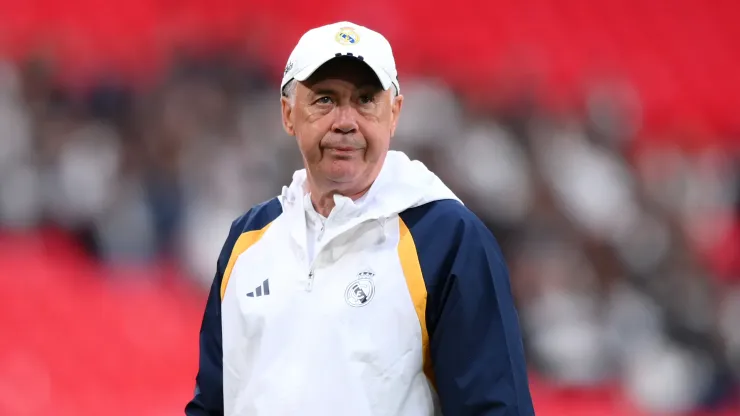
[[389, 94, 404, 138], [281, 96, 295, 136]]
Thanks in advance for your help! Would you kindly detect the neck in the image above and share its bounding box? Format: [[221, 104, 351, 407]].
[[309, 184, 372, 217]]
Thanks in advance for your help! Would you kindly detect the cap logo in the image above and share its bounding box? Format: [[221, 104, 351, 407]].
[[335, 27, 360, 45]]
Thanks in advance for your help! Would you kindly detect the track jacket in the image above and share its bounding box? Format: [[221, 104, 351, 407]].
[[185, 151, 534, 416]]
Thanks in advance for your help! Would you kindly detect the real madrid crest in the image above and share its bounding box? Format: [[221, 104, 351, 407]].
[[345, 271, 375, 307], [335, 27, 360, 45]]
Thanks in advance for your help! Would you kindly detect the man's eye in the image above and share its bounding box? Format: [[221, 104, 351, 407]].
[[316, 96, 333, 104], [359, 95, 375, 104]]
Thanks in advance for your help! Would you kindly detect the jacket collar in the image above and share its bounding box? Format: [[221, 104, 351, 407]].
[[278, 150, 460, 249]]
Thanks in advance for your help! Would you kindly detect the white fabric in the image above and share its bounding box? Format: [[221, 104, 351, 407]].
[[303, 192, 325, 264], [281, 21, 400, 94], [221, 151, 459, 416]]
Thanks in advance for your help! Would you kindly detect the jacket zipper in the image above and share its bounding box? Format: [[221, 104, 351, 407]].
[[305, 217, 327, 293], [304, 211, 371, 293], [306, 269, 315, 291]]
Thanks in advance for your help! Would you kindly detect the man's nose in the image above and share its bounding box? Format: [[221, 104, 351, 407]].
[[331, 105, 358, 134]]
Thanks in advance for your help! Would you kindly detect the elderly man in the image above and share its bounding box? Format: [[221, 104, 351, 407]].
[[186, 21, 534, 416]]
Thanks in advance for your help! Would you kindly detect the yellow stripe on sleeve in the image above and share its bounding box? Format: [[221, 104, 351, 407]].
[[220, 223, 273, 301], [398, 217, 436, 388]]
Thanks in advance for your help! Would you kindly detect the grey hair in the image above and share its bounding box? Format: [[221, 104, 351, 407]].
[[282, 79, 398, 106], [282, 79, 299, 105]]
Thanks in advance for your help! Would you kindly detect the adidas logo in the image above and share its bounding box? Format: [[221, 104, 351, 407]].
[[246, 279, 271, 298]]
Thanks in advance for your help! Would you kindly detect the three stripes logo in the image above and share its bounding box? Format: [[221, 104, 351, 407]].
[[246, 279, 271, 298]]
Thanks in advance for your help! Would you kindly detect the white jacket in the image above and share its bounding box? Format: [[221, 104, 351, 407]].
[[186, 151, 534, 416]]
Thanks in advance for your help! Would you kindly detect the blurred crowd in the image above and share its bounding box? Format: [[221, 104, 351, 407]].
[[0, 46, 738, 414]]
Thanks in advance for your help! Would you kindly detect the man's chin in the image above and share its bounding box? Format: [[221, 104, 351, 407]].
[[312, 159, 377, 194], [324, 159, 360, 177]]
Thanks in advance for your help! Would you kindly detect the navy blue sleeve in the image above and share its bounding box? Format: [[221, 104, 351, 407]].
[[185, 198, 283, 416], [400, 200, 534, 416], [184, 221, 238, 416]]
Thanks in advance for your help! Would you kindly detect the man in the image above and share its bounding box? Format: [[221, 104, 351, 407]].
[[186, 21, 534, 416]]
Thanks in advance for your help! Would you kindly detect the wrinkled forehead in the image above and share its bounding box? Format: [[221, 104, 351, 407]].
[[302, 57, 384, 91]]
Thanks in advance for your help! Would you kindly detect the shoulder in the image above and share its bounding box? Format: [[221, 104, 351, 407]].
[[216, 198, 283, 272], [398, 199, 506, 288], [399, 199, 489, 242], [231, 197, 284, 235]]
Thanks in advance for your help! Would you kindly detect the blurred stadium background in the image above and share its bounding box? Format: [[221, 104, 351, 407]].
[[1, 1, 739, 415]]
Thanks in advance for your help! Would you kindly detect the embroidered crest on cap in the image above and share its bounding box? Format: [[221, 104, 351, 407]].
[[335, 27, 360, 45]]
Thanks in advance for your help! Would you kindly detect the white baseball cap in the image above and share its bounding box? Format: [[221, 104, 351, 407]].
[[281, 21, 400, 95]]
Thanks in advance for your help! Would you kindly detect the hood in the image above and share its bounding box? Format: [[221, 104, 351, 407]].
[[279, 150, 460, 223]]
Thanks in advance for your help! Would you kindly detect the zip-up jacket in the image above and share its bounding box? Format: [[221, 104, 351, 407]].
[[185, 151, 534, 416]]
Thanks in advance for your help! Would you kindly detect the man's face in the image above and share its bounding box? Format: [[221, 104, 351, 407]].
[[281, 58, 403, 194]]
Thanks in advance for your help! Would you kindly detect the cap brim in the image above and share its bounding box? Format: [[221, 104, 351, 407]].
[[292, 54, 394, 91]]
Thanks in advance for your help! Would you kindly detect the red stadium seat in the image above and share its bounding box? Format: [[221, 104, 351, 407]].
[[0, 230, 203, 416], [0, 0, 736, 142]]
